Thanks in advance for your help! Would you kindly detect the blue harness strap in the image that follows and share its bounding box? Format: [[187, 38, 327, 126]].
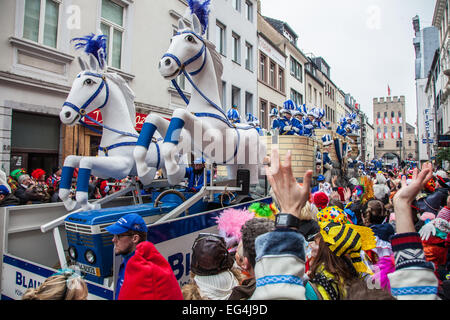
[[99, 141, 137, 156]]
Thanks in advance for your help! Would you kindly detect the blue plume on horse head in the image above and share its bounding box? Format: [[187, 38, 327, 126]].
[[71, 33, 107, 69], [187, 0, 211, 35]]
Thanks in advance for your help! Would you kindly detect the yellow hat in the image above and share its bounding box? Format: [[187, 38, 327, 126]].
[[319, 221, 376, 274]]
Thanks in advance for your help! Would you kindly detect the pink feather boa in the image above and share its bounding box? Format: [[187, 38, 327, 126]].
[[214, 208, 255, 250]]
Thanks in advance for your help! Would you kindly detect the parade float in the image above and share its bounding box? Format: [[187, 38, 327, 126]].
[[0, 1, 359, 300], [0, 1, 270, 300]]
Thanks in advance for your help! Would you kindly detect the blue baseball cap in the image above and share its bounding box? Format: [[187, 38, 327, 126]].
[[0, 185, 10, 195], [105, 213, 147, 235], [317, 175, 325, 182]]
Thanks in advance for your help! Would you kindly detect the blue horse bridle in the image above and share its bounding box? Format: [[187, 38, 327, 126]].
[[162, 31, 257, 163], [63, 71, 144, 157]]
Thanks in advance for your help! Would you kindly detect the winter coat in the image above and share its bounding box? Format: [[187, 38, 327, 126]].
[[118, 241, 183, 300]]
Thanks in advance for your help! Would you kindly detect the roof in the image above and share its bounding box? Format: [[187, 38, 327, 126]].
[[263, 16, 298, 40]]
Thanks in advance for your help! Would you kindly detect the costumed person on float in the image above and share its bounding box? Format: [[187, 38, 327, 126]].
[[279, 100, 302, 136], [303, 108, 316, 137], [246, 113, 263, 136], [227, 105, 241, 124], [321, 134, 334, 182], [313, 108, 327, 129], [185, 157, 210, 193], [293, 105, 305, 134], [269, 107, 281, 133]]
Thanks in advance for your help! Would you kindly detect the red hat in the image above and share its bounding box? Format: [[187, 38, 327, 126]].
[[100, 180, 110, 197], [313, 192, 329, 210], [31, 168, 46, 181], [118, 241, 183, 300]]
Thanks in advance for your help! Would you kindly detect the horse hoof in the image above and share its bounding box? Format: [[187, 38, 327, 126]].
[[139, 169, 156, 186], [81, 202, 100, 212], [167, 167, 184, 185], [63, 199, 79, 211]]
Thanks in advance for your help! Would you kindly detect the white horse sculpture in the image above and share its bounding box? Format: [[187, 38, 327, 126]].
[[135, 14, 266, 187], [59, 37, 165, 211]]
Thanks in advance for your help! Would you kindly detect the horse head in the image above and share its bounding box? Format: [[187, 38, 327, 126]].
[[159, 15, 207, 80], [61, 33, 109, 126]]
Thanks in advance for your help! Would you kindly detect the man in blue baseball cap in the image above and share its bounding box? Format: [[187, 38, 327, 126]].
[[106, 213, 148, 300], [105, 213, 183, 300]]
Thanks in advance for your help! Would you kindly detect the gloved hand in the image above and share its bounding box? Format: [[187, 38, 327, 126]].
[[419, 222, 436, 241], [293, 127, 300, 133], [283, 126, 292, 132]]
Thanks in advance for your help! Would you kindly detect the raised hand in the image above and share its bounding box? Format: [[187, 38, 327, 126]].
[[265, 148, 312, 218]]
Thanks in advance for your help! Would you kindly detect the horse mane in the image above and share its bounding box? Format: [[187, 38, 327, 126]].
[[204, 39, 223, 106], [104, 72, 136, 127]]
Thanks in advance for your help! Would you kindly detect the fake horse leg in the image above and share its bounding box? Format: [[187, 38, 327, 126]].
[[134, 114, 169, 185], [76, 156, 134, 211], [59, 155, 83, 211], [161, 110, 197, 185]]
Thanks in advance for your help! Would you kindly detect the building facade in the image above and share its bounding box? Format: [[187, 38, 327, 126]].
[[304, 57, 324, 112], [256, 13, 287, 129], [0, 0, 257, 174], [366, 122, 375, 162], [210, 0, 258, 118], [412, 15, 439, 163], [262, 16, 307, 111], [373, 96, 410, 164], [432, 0, 450, 139]]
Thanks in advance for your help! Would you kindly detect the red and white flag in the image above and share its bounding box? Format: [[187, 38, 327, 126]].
[[391, 132, 395, 139], [383, 117, 387, 125], [388, 85, 391, 96], [390, 117, 394, 124], [398, 116, 402, 124], [376, 118, 380, 125], [383, 133, 387, 139]]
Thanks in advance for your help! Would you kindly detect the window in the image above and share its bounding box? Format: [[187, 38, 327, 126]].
[[259, 52, 267, 82], [290, 56, 303, 82], [290, 89, 303, 106], [278, 67, 284, 92], [408, 140, 412, 147], [314, 88, 317, 106], [269, 61, 276, 88], [308, 84, 312, 102], [391, 111, 395, 118], [384, 112, 387, 118], [232, 86, 241, 110], [232, 0, 241, 12], [377, 127, 381, 133], [232, 32, 241, 64], [260, 99, 268, 129], [245, 1, 253, 22], [392, 126, 396, 133], [245, 92, 253, 116], [378, 141, 384, 148], [23, 0, 60, 48], [101, 0, 125, 69], [216, 21, 226, 55], [221, 81, 226, 109], [384, 127, 387, 134], [396, 141, 403, 148], [319, 93, 323, 108], [245, 42, 253, 71]]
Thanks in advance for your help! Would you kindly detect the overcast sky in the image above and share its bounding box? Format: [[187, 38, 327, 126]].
[[260, 0, 436, 126]]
